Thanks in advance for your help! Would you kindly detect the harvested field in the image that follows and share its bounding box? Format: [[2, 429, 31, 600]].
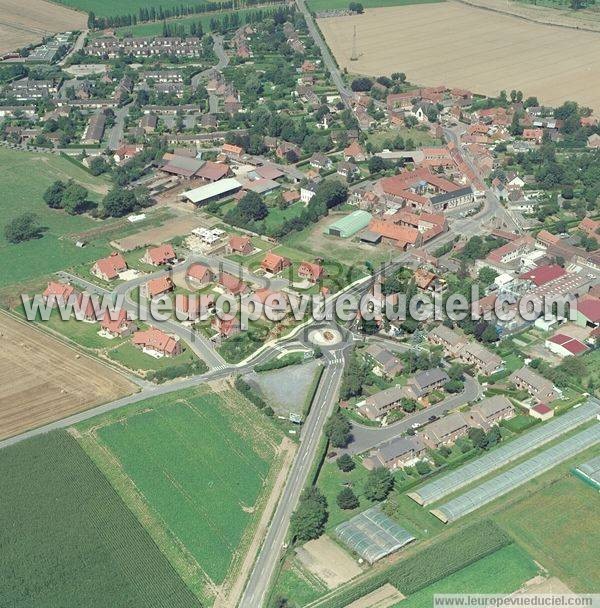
[[113, 214, 201, 251], [0, 311, 135, 441], [0, 0, 86, 55], [344, 584, 404, 608], [318, 1, 600, 112], [296, 536, 363, 589]]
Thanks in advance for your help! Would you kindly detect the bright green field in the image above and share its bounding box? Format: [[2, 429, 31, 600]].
[[495, 475, 600, 592], [0, 149, 113, 288], [0, 431, 199, 608], [55, 0, 229, 18], [390, 544, 538, 608], [75, 387, 283, 602], [309, 0, 443, 13]]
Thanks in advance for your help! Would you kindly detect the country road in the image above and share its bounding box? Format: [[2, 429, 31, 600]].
[[238, 349, 348, 608]]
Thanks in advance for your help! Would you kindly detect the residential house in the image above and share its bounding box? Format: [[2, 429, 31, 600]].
[[211, 313, 241, 338], [143, 244, 177, 266], [298, 261, 324, 283], [99, 308, 136, 338], [218, 272, 247, 296], [91, 252, 128, 281], [427, 325, 467, 356], [359, 386, 406, 421], [185, 263, 215, 287], [420, 412, 470, 448], [310, 153, 333, 171], [142, 276, 174, 299], [132, 327, 182, 357], [406, 367, 450, 398], [175, 293, 214, 321], [43, 281, 75, 306], [227, 235, 253, 256], [365, 343, 404, 377], [300, 180, 318, 204], [455, 341, 502, 375], [114, 144, 143, 164], [363, 436, 426, 471], [509, 366, 560, 403], [261, 251, 292, 275], [343, 140, 366, 162], [468, 395, 514, 428], [337, 161, 359, 179]]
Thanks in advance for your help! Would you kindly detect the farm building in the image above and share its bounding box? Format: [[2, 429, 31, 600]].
[[326, 210, 372, 238], [181, 178, 242, 205], [573, 455, 600, 490], [335, 506, 415, 563]]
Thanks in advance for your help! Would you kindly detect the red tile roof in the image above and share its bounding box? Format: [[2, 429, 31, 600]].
[[298, 261, 324, 281], [197, 161, 230, 182], [519, 264, 566, 286], [228, 235, 252, 253], [219, 272, 246, 294], [146, 276, 174, 297], [132, 327, 180, 356], [146, 244, 176, 265], [43, 281, 74, 301], [100, 308, 130, 334], [93, 252, 127, 280]]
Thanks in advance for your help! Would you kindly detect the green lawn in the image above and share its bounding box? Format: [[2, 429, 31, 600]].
[[390, 544, 538, 608], [270, 556, 328, 608], [0, 431, 199, 608], [107, 340, 198, 372], [75, 386, 284, 604], [0, 149, 114, 288], [495, 475, 600, 592], [309, 0, 442, 11], [367, 125, 441, 149]]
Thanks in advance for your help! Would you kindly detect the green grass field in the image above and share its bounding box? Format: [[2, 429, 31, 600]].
[[0, 431, 199, 608], [55, 0, 230, 17], [308, 0, 442, 11], [0, 149, 113, 288], [495, 475, 600, 592], [107, 340, 198, 372], [390, 544, 538, 608], [75, 386, 285, 603]]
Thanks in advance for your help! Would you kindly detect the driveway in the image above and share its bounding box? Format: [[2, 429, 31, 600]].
[[345, 374, 482, 455]]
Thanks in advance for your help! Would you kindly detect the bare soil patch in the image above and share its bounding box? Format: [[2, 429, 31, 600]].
[[343, 583, 404, 608], [318, 1, 600, 113], [0, 311, 135, 440], [112, 214, 201, 251], [0, 0, 86, 55], [295, 535, 363, 589]]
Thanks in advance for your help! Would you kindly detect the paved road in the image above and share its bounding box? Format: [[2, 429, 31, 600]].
[[295, 0, 352, 106], [443, 126, 521, 234], [191, 34, 229, 91], [58, 29, 88, 66], [107, 105, 129, 151], [345, 374, 482, 455], [57, 271, 228, 369], [238, 349, 348, 608]]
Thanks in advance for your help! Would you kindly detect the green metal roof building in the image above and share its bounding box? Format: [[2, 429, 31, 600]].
[[326, 210, 372, 238]]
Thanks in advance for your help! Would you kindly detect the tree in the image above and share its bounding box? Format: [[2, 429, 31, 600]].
[[337, 453, 355, 472], [351, 77, 373, 92], [4, 213, 43, 243], [445, 379, 464, 394], [468, 427, 487, 450], [313, 179, 348, 209], [363, 467, 393, 501], [337, 487, 359, 510], [325, 412, 352, 448], [368, 155, 386, 174], [232, 191, 268, 222], [102, 188, 137, 217], [290, 487, 328, 542], [401, 398, 417, 413], [89, 156, 109, 176], [43, 180, 66, 209], [415, 460, 431, 475], [478, 267, 499, 287], [62, 182, 90, 215]]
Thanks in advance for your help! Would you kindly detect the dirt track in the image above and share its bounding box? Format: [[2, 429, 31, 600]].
[[0, 0, 85, 55], [318, 1, 600, 113], [0, 311, 135, 441]]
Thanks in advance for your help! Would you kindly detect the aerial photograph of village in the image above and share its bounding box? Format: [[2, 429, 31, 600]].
[[0, 0, 599, 605]]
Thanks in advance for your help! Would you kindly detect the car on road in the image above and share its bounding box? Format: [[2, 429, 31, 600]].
[[411, 422, 422, 430], [428, 415, 439, 422]]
